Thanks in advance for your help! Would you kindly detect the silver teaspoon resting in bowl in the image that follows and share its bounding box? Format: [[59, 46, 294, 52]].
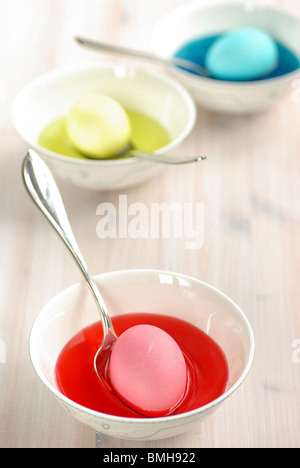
[[114, 145, 206, 164], [75, 36, 208, 77], [22, 149, 188, 417]]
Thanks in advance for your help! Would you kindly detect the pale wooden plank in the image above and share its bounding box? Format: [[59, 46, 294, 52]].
[[0, 0, 300, 448]]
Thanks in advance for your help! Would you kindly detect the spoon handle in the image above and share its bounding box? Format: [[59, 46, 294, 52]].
[[128, 150, 207, 164], [22, 150, 115, 336], [75, 37, 207, 76]]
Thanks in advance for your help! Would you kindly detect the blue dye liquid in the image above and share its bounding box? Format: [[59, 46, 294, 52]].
[[173, 33, 300, 81]]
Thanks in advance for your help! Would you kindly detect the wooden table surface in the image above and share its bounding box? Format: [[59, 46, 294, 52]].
[[1, 0, 300, 448]]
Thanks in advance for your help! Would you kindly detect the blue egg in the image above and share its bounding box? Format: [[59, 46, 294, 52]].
[[205, 27, 279, 81]]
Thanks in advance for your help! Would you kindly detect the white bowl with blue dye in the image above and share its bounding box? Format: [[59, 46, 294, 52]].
[[152, 1, 300, 114]]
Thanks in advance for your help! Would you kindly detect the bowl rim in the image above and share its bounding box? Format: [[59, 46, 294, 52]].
[[29, 268, 255, 425], [12, 62, 197, 166], [152, 0, 300, 87]]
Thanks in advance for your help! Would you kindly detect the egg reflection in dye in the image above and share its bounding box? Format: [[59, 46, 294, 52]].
[[205, 28, 279, 81]]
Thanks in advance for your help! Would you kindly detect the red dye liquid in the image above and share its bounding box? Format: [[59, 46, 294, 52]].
[[55, 314, 229, 418]]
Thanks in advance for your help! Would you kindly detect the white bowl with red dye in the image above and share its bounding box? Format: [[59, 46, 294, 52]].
[[29, 269, 254, 441]]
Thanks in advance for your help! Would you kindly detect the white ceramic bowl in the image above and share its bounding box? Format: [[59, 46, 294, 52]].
[[152, 0, 300, 114], [12, 63, 196, 190], [29, 269, 254, 441]]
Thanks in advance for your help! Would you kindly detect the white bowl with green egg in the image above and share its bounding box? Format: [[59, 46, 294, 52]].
[[12, 63, 196, 190]]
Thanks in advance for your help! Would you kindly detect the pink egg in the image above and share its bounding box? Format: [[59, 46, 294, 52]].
[[109, 325, 187, 417]]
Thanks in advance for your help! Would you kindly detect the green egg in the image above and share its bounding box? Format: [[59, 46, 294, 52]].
[[38, 104, 170, 159]]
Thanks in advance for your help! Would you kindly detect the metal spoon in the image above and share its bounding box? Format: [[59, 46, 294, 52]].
[[22, 149, 117, 384], [75, 36, 209, 77], [73, 135, 207, 165], [114, 145, 207, 165]]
